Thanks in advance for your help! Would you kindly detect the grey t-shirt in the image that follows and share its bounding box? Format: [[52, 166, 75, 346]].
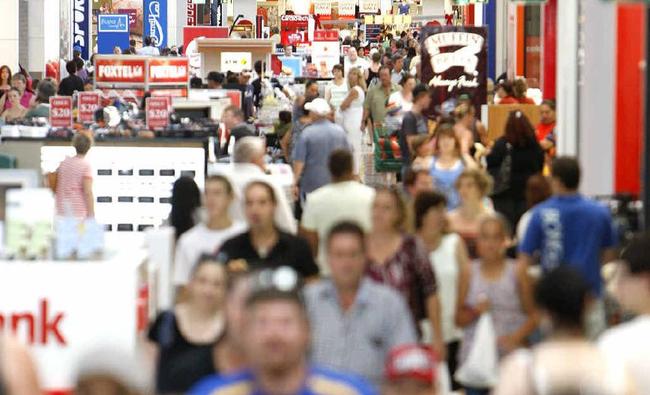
[[294, 119, 351, 195], [399, 111, 428, 164]]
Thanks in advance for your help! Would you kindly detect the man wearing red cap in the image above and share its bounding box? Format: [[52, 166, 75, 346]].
[[384, 345, 437, 395]]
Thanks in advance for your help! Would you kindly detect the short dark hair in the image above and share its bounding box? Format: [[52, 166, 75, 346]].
[[305, 79, 318, 90], [328, 149, 353, 179], [144, 36, 153, 46], [399, 74, 415, 87], [403, 167, 429, 188], [129, 39, 136, 46], [414, 191, 447, 230], [254, 60, 263, 74], [246, 288, 306, 319], [332, 64, 344, 74], [551, 156, 581, 190], [224, 105, 245, 121], [206, 71, 224, 84], [279, 110, 292, 124], [541, 99, 556, 111], [327, 221, 366, 252], [535, 266, 591, 330], [190, 76, 203, 89], [371, 52, 382, 63], [74, 58, 85, 72], [413, 83, 430, 100], [205, 174, 234, 195], [245, 180, 277, 205], [35, 80, 56, 103], [379, 65, 391, 75], [190, 253, 225, 278], [620, 233, 650, 274], [66, 60, 77, 75], [72, 132, 93, 155]]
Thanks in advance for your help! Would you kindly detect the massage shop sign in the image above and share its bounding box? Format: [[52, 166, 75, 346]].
[[420, 26, 488, 115]]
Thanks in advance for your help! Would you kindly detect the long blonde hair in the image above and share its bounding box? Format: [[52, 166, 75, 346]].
[[347, 68, 367, 92]]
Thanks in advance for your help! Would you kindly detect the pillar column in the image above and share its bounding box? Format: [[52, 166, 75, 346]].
[[0, 0, 19, 72], [555, 0, 578, 156]]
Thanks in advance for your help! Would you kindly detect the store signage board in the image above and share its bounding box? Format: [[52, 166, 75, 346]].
[[97, 14, 130, 55], [221, 52, 253, 73], [420, 26, 488, 117], [314, 30, 338, 42], [314, 0, 332, 16], [95, 58, 146, 84], [280, 15, 310, 46], [146, 97, 170, 130], [78, 92, 101, 123], [148, 58, 190, 84], [338, 0, 357, 17], [144, 0, 167, 49], [49, 97, 73, 128], [360, 0, 380, 13], [187, 0, 197, 26], [72, 0, 91, 59]]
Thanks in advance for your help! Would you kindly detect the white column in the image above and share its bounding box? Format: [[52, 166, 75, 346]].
[[0, 0, 20, 72], [27, 0, 58, 75], [168, 0, 179, 47], [422, 0, 445, 16], [578, 0, 616, 195], [474, 3, 484, 27], [494, 0, 508, 79], [556, 0, 579, 156]]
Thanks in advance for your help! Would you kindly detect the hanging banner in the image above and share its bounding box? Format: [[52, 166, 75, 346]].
[[50, 97, 73, 128], [312, 30, 340, 78], [78, 92, 101, 123], [338, 0, 357, 17], [420, 26, 488, 116], [143, 0, 167, 48], [148, 58, 189, 84], [314, 0, 332, 16], [280, 15, 310, 46], [146, 97, 170, 130], [72, 0, 91, 59], [117, 9, 138, 29], [95, 58, 147, 84], [97, 14, 130, 55], [360, 0, 380, 14], [187, 0, 197, 26]]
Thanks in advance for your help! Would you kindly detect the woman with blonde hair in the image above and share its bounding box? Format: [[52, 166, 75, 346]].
[[448, 168, 494, 259], [339, 67, 367, 175]]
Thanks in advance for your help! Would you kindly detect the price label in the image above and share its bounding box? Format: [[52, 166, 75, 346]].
[[49, 97, 73, 128], [146, 97, 170, 130], [78, 92, 101, 123]]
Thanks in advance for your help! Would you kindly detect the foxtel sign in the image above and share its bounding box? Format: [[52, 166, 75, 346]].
[[149, 58, 190, 84], [94, 56, 189, 85], [96, 58, 146, 84]]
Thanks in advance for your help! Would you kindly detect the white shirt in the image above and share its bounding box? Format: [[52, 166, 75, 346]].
[[598, 315, 650, 393], [345, 57, 368, 75], [136, 46, 161, 56], [388, 90, 413, 113], [173, 221, 247, 285], [213, 163, 297, 234], [301, 181, 375, 272], [429, 233, 463, 342]]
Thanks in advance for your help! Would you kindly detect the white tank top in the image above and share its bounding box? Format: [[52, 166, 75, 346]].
[[327, 82, 349, 110], [430, 233, 463, 342]]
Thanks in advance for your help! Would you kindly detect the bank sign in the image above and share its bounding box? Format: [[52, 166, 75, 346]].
[[144, 0, 168, 49], [72, 0, 91, 59]]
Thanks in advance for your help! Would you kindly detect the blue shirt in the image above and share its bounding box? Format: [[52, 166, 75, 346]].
[[294, 119, 351, 194], [429, 157, 465, 210], [189, 365, 377, 395], [519, 195, 617, 295]]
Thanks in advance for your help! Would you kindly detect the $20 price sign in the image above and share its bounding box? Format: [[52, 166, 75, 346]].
[[145, 97, 170, 130], [49, 97, 73, 128]]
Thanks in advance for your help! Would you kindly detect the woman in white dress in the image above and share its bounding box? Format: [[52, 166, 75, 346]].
[[325, 64, 348, 125], [339, 67, 367, 176]]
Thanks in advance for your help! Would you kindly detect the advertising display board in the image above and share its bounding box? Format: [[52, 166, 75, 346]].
[[145, 97, 170, 130], [312, 30, 340, 78], [148, 58, 190, 85], [49, 97, 74, 128], [221, 52, 253, 73], [78, 92, 101, 123], [420, 26, 488, 116], [143, 0, 167, 49], [97, 14, 130, 55], [280, 15, 310, 46], [95, 57, 147, 84], [183, 26, 230, 74], [72, 0, 91, 59]]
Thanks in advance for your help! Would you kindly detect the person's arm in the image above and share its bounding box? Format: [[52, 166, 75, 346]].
[[388, 292, 419, 348], [485, 137, 506, 169], [601, 209, 619, 265], [299, 226, 319, 258], [299, 194, 319, 256], [401, 113, 417, 153], [2, 335, 41, 395], [339, 87, 359, 111], [476, 120, 489, 145], [414, 239, 445, 359], [324, 85, 332, 104], [426, 294, 446, 360], [83, 176, 94, 218], [0, 94, 6, 110], [539, 139, 554, 151], [499, 262, 539, 353], [280, 129, 292, 162], [455, 260, 488, 327]]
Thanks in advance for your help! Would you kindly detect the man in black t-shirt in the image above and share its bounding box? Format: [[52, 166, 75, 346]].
[[58, 60, 85, 97], [220, 105, 256, 157], [399, 84, 431, 176]]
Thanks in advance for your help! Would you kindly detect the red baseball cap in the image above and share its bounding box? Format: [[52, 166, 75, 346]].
[[385, 344, 437, 384]]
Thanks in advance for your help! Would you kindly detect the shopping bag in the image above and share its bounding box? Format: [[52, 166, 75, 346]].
[[437, 361, 452, 395], [455, 313, 499, 388]]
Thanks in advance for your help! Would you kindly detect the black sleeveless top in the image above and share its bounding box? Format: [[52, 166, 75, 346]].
[[148, 311, 221, 394], [366, 67, 380, 87]]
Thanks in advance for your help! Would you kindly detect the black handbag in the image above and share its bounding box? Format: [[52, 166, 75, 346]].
[[491, 143, 512, 196]]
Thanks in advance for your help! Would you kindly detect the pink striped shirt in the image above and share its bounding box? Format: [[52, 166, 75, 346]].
[[55, 156, 92, 218]]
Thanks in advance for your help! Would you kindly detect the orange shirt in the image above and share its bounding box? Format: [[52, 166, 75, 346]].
[[536, 122, 556, 142], [498, 96, 519, 104]]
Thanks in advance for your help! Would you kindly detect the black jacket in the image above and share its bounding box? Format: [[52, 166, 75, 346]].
[[487, 136, 544, 200]]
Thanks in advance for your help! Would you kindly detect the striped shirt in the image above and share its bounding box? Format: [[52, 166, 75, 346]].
[[55, 155, 92, 218]]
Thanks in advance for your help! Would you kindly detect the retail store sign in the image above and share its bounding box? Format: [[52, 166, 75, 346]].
[[149, 58, 190, 84], [280, 15, 310, 46], [420, 26, 488, 116], [49, 97, 73, 128], [95, 58, 146, 84], [146, 97, 170, 130], [221, 52, 253, 73], [314, 30, 339, 42], [314, 0, 332, 16], [144, 0, 167, 49], [338, 0, 357, 17], [78, 92, 101, 123], [72, 0, 91, 59], [360, 0, 380, 14], [97, 14, 130, 55], [187, 0, 197, 26]]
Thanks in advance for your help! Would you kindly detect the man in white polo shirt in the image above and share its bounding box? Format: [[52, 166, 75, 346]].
[[300, 149, 375, 273]]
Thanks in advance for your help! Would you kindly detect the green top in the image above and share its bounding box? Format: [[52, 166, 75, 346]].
[[363, 83, 399, 124], [24, 104, 50, 119]]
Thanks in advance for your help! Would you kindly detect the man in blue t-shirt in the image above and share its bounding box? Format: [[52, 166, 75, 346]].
[[190, 285, 376, 395], [518, 157, 617, 336]]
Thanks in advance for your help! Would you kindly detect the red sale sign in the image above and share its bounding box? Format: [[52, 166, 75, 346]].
[[49, 97, 73, 128], [77, 92, 101, 123], [314, 30, 338, 42], [146, 97, 170, 130], [148, 58, 190, 85], [281, 15, 310, 46], [95, 58, 146, 84]]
